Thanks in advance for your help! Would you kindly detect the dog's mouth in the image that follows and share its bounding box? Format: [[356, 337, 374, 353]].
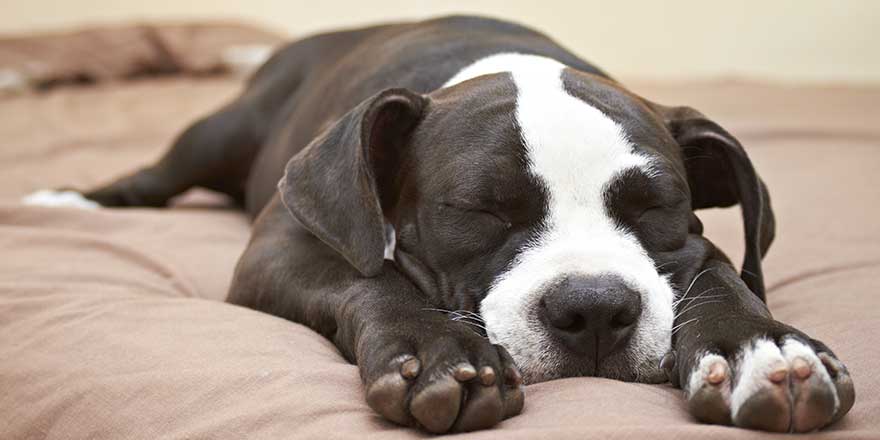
[[485, 302, 672, 385], [509, 348, 669, 385]]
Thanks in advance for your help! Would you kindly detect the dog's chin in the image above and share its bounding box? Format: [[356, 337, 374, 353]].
[[516, 351, 668, 385]]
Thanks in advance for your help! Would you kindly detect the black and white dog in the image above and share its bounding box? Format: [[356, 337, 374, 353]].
[[27, 16, 854, 434]]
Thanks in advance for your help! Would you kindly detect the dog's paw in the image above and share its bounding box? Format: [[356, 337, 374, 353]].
[[685, 336, 854, 433], [361, 327, 524, 433], [22, 189, 100, 209]]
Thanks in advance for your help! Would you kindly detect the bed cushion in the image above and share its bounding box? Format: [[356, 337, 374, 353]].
[[1, 72, 878, 439], [0, 23, 280, 95]]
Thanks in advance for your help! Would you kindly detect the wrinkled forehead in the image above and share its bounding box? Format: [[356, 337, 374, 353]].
[[412, 72, 531, 199], [559, 68, 682, 169], [411, 54, 681, 200]]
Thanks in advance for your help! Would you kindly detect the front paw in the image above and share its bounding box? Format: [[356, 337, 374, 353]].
[[681, 335, 854, 433], [360, 324, 524, 433]]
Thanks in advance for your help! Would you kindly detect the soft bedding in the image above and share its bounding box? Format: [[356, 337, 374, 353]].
[[1, 26, 879, 439]]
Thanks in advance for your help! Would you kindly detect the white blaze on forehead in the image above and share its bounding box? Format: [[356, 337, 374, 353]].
[[446, 53, 673, 381]]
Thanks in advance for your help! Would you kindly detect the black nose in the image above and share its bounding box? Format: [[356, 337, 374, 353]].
[[540, 275, 642, 362]]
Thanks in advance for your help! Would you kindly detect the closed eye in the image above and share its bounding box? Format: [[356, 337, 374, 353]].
[[637, 205, 666, 219], [637, 194, 688, 219], [441, 202, 512, 229]]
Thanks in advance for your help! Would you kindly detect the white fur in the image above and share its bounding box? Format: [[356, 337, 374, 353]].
[[444, 53, 535, 87], [22, 190, 99, 209], [730, 338, 787, 419], [448, 54, 673, 381]]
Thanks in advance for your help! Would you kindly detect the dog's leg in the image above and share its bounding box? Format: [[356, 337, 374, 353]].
[[82, 102, 261, 207], [665, 237, 855, 433], [228, 202, 525, 433], [65, 35, 332, 209]]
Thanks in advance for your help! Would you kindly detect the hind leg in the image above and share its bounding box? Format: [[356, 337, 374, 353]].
[[84, 101, 261, 208], [24, 33, 358, 210]]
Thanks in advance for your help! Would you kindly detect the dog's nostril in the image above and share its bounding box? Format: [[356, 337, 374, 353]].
[[541, 275, 642, 361], [611, 308, 638, 329], [552, 313, 585, 333]]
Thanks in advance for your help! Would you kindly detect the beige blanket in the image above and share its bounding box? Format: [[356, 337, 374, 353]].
[[1, 26, 878, 439]]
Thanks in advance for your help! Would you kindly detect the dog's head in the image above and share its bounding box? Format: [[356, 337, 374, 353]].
[[279, 54, 774, 384]]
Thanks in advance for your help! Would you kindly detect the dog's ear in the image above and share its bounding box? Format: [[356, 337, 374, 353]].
[[278, 88, 429, 277], [655, 104, 775, 302]]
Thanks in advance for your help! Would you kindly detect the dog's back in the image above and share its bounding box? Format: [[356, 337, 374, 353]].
[[241, 15, 608, 213]]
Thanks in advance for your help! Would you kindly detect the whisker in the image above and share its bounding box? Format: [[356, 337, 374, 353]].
[[450, 314, 487, 326], [423, 307, 485, 321], [672, 287, 724, 308], [674, 299, 725, 320], [672, 288, 719, 311], [655, 260, 679, 271], [451, 310, 485, 321], [672, 318, 699, 336], [677, 268, 714, 301], [423, 308, 488, 336], [672, 294, 726, 311], [452, 317, 488, 330], [422, 307, 453, 314], [447, 311, 485, 324]]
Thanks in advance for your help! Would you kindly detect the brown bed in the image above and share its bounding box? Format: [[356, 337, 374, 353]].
[[1, 24, 878, 439]]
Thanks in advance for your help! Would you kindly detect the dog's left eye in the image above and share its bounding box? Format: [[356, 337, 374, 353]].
[[440, 203, 512, 230], [474, 209, 512, 229], [637, 205, 666, 219]]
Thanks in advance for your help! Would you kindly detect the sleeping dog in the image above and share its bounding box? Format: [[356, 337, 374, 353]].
[[29, 16, 854, 434]]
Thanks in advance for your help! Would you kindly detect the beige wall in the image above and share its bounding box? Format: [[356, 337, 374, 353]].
[[3, 0, 878, 83]]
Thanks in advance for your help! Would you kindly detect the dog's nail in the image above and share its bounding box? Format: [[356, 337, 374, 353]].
[[768, 366, 788, 383], [505, 367, 523, 386], [791, 357, 812, 380], [400, 358, 421, 379], [707, 362, 727, 385], [453, 364, 477, 382], [479, 366, 496, 386]]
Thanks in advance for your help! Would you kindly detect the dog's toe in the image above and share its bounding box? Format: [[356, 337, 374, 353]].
[[730, 338, 792, 432], [686, 353, 732, 425], [410, 374, 463, 433], [452, 379, 504, 431], [497, 344, 525, 418], [818, 352, 856, 424], [782, 339, 837, 432], [365, 355, 418, 425]]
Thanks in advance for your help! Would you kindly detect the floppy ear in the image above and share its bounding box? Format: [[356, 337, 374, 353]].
[[656, 105, 775, 302], [278, 88, 429, 277]]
